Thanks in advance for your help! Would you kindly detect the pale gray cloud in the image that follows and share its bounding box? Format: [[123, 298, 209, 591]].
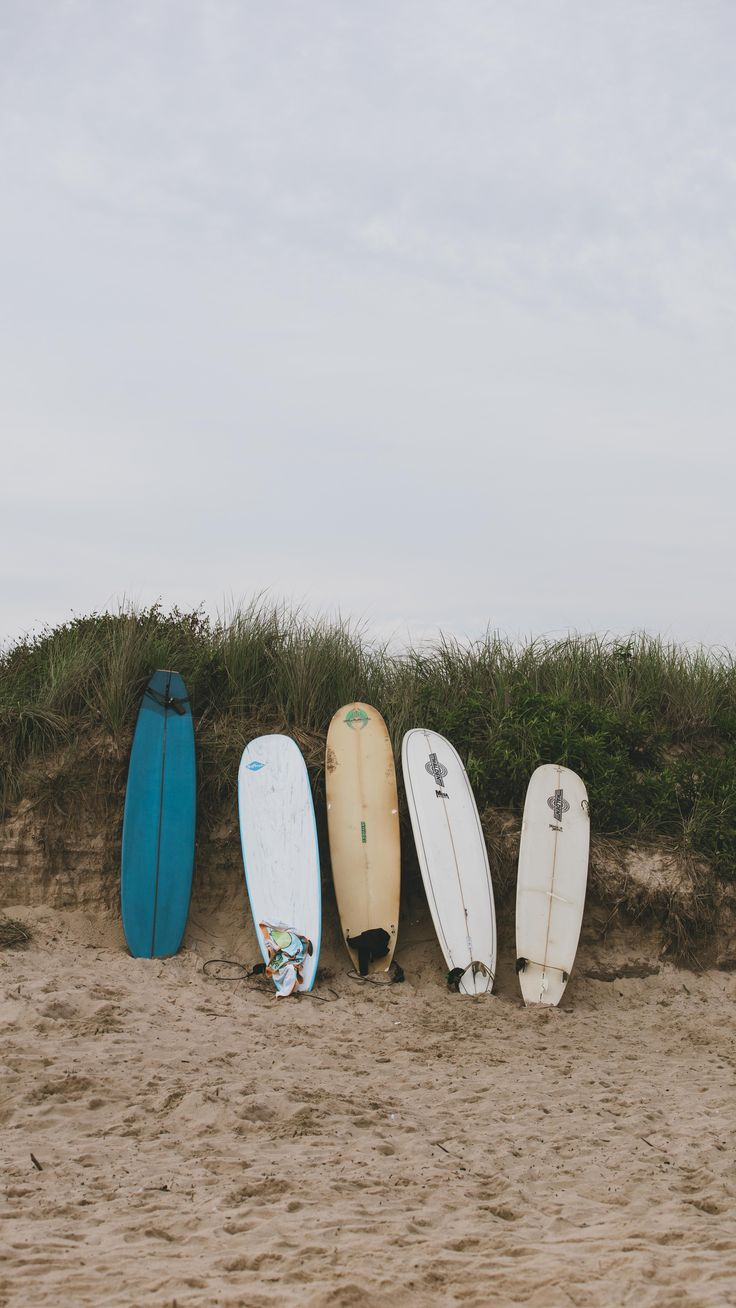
[[1, 0, 735, 646]]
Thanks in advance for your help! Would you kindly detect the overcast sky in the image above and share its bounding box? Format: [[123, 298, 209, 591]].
[[2, 0, 735, 649]]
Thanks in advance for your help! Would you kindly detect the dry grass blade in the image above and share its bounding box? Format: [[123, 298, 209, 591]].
[[0, 917, 31, 948]]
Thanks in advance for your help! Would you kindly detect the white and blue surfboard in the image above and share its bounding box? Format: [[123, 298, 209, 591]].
[[237, 734, 321, 991]]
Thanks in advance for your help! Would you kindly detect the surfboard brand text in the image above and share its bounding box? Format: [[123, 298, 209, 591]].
[[547, 789, 570, 821], [426, 753, 448, 787]]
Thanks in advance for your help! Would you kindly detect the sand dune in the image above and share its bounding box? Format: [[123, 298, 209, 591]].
[[1, 886, 735, 1308]]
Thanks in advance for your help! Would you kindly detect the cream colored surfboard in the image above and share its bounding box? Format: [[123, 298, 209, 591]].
[[326, 703, 401, 972], [516, 764, 590, 1006]]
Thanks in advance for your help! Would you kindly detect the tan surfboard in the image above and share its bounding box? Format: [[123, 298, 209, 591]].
[[326, 703, 401, 973]]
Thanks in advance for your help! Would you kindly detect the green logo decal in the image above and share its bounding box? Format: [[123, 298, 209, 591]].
[[344, 707, 369, 731], [361, 821, 367, 844]]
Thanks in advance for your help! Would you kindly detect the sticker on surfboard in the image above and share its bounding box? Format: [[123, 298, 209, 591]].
[[547, 789, 570, 820], [344, 707, 370, 730]]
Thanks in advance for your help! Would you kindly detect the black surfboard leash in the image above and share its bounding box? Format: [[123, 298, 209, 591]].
[[201, 958, 339, 1000]]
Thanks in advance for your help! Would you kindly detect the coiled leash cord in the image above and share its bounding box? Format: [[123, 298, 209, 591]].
[[201, 958, 339, 1001], [347, 960, 405, 986]]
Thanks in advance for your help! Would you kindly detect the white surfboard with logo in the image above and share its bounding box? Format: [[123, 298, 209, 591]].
[[238, 734, 321, 991], [516, 764, 590, 1006], [402, 728, 496, 995]]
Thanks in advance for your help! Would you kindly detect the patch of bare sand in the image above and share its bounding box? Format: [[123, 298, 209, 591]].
[[1, 901, 735, 1308]]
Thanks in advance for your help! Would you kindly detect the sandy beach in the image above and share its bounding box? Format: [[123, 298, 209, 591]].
[[2, 875, 735, 1308]]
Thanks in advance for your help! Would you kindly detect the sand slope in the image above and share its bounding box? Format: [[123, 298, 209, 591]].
[[1, 901, 735, 1308]]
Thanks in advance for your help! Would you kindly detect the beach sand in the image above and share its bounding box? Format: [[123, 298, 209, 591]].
[[1, 880, 735, 1308]]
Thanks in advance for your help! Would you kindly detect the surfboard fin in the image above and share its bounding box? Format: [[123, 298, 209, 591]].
[[448, 962, 494, 992], [518, 956, 569, 980]]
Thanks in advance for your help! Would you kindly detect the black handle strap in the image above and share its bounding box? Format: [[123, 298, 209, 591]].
[[145, 686, 190, 715]]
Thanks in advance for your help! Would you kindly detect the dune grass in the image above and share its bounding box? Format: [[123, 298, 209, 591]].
[[2, 602, 736, 883]]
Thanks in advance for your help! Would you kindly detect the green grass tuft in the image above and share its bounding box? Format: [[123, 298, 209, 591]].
[[2, 604, 736, 882]]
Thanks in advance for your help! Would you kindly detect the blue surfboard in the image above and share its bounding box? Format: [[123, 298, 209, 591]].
[[121, 670, 196, 957]]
